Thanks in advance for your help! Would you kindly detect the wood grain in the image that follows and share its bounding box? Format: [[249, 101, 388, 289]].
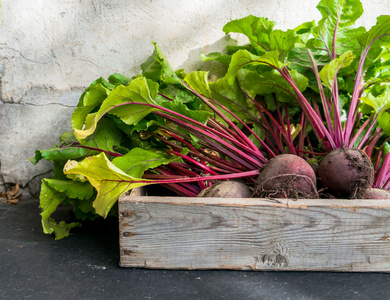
[[119, 192, 390, 272]]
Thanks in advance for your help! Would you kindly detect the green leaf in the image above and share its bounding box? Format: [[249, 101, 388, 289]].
[[237, 68, 308, 100], [45, 179, 99, 221], [294, 21, 316, 43], [73, 77, 160, 140], [209, 76, 254, 122], [184, 71, 212, 98], [108, 73, 131, 86], [288, 43, 330, 73], [39, 180, 81, 240], [30, 118, 125, 164], [223, 15, 296, 61], [52, 161, 68, 180], [30, 146, 90, 165], [358, 15, 390, 50], [316, 0, 363, 28], [378, 111, 390, 135], [365, 59, 390, 84], [84, 117, 126, 153], [45, 179, 95, 200], [360, 89, 390, 134], [158, 100, 212, 125], [157, 85, 200, 104], [226, 44, 255, 55], [360, 90, 390, 114], [200, 52, 231, 66], [269, 29, 297, 62], [65, 198, 99, 221], [319, 50, 356, 89], [71, 82, 112, 131], [64, 153, 152, 218], [141, 42, 182, 84], [223, 15, 275, 55], [248, 123, 264, 148], [112, 147, 179, 178], [225, 50, 284, 85], [308, 0, 363, 57]]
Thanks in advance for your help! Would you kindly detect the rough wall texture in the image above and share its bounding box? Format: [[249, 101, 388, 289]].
[[1, 0, 389, 194]]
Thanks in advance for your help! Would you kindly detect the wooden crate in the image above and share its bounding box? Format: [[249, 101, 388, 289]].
[[119, 188, 390, 272]]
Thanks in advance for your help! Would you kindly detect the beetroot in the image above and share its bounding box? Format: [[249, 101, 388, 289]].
[[363, 188, 390, 199], [198, 180, 253, 198], [254, 154, 317, 199], [318, 148, 374, 198]]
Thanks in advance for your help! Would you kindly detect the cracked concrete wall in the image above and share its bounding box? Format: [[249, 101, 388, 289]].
[[1, 0, 389, 194]]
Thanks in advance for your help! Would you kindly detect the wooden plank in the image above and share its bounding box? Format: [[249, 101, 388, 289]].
[[119, 195, 390, 272]]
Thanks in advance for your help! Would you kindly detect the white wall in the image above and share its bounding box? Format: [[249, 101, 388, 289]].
[[1, 0, 389, 193]]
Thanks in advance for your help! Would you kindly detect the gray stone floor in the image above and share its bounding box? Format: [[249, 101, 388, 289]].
[[1, 196, 390, 300]]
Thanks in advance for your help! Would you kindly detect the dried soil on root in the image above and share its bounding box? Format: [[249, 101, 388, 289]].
[[256, 173, 318, 199], [254, 154, 318, 199]]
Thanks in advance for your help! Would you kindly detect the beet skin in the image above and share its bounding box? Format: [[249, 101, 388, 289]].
[[318, 148, 374, 198], [198, 180, 252, 198], [363, 188, 390, 199]]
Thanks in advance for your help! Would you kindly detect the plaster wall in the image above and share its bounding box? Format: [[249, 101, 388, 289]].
[[1, 0, 390, 193]]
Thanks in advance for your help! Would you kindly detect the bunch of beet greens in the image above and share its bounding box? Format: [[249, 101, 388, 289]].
[[31, 0, 390, 239]]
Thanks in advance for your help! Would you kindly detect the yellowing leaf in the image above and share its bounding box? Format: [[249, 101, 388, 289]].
[[64, 153, 151, 218]]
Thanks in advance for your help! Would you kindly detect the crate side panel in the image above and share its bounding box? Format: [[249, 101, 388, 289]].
[[119, 199, 390, 271]]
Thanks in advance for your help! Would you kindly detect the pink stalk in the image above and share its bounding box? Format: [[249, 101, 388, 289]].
[[344, 33, 390, 143], [384, 178, 390, 190], [102, 101, 265, 164], [163, 130, 207, 167], [144, 169, 200, 197], [357, 115, 380, 149], [206, 97, 271, 158], [273, 99, 296, 154], [182, 81, 265, 156], [153, 166, 204, 194], [167, 150, 219, 176], [198, 149, 246, 173], [160, 184, 198, 197], [257, 108, 285, 154], [155, 111, 264, 168], [166, 162, 209, 189], [92, 99, 264, 169], [278, 67, 335, 150], [297, 113, 306, 158], [157, 93, 174, 101], [332, 17, 339, 59], [274, 99, 288, 136], [208, 89, 258, 124], [207, 119, 244, 144], [154, 134, 246, 173], [363, 129, 382, 158], [295, 148, 327, 157], [374, 153, 390, 189], [331, 77, 344, 147], [348, 116, 373, 148], [105, 169, 260, 185], [308, 50, 335, 139], [374, 150, 383, 179], [284, 103, 297, 154]]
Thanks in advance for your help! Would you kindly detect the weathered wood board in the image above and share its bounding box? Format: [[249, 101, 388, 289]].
[[119, 192, 390, 272]]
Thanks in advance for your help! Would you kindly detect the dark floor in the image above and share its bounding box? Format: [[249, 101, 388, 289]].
[[1, 197, 390, 300]]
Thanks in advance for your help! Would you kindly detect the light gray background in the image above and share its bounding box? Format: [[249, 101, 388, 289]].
[[1, 0, 389, 193]]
